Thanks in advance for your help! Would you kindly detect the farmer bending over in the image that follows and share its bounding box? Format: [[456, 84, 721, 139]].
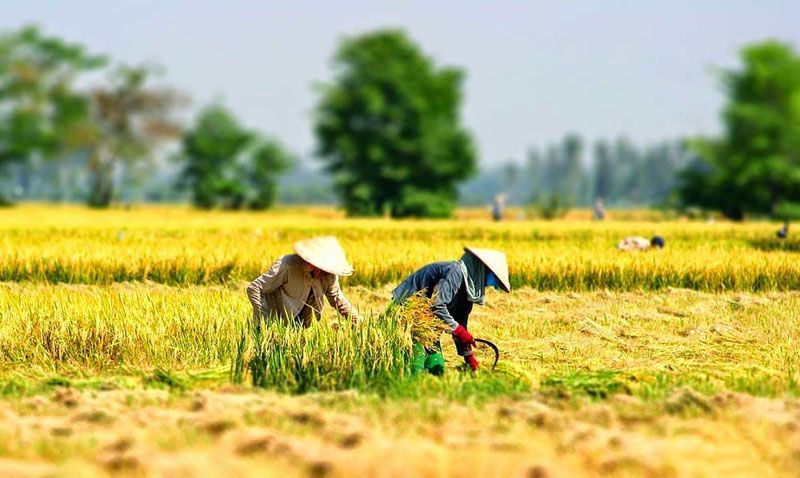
[[247, 236, 359, 329], [617, 235, 665, 252], [392, 247, 510, 374]]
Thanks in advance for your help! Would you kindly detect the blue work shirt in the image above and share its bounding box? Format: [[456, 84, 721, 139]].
[[391, 261, 473, 331]]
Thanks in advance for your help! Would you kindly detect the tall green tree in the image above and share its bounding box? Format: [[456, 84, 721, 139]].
[[679, 40, 800, 219], [177, 103, 293, 210], [501, 160, 518, 199], [560, 133, 585, 204], [526, 148, 544, 198], [0, 26, 104, 204], [314, 29, 476, 218], [177, 104, 252, 209], [85, 65, 185, 208], [593, 140, 613, 201], [244, 138, 296, 210]]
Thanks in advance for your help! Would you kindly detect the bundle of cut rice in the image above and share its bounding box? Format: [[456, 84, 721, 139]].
[[388, 291, 449, 349]]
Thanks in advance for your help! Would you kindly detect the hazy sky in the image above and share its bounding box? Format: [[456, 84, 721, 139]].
[[3, 1, 799, 167]]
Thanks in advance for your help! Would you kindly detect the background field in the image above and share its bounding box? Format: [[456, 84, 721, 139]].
[[1, 206, 799, 477], [3, 204, 799, 290]]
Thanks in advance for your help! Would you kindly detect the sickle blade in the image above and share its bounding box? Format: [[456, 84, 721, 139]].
[[474, 338, 499, 371]]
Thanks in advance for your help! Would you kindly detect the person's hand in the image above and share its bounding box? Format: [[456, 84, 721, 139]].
[[452, 324, 475, 345], [464, 354, 479, 371]]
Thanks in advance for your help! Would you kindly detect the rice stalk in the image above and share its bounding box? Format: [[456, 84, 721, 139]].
[[383, 291, 449, 349], [1, 204, 799, 291]]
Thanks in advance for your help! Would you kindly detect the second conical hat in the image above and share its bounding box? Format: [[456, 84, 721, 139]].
[[464, 246, 511, 292], [293, 236, 354, 276]]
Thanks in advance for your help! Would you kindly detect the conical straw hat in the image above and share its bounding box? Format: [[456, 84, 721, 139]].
[[464, 247, 510, 292], [293, 236, 354, 276]]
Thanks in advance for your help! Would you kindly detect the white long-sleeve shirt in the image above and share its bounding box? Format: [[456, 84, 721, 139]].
[[617, 236, 652, 251], [246, 254, 358, 327]]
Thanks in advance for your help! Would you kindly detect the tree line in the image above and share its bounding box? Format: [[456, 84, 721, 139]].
[[679, 40, 800, 220], [2, 25, 799, 219], [463, 135, 693, 208], [0, 26, 293, 209]]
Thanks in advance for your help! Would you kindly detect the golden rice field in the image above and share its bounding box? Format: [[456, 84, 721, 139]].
[[1, 204, 799, 477], [2, 204, 799, 290]]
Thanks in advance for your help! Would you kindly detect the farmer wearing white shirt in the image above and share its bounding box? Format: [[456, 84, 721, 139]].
[[246, 236, 359, 328], [617, 235, 665, 251]]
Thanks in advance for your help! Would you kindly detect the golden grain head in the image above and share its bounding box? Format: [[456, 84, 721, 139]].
[[384, 291, 449, 349], [0, 204, 797, 291]]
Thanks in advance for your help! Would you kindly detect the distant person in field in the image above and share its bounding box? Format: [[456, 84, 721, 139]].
[[491, 194, 506, 222], [777, 221, 789, 240], [246, 236, 359, 329], [617, 235, 665, 251], [593, 198, 606, 221], [391, 247, 510, 374]]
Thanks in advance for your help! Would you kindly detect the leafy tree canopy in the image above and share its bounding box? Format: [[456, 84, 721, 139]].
[[0, 26, 105, 203], [314, 29, 476, 217], [679, 40, 800, 220], [177, 103, 294, 210], [86, 64, 186, 208]]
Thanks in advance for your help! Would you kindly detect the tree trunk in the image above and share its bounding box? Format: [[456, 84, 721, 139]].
[[769, 186, 781, 219], [0, 163, 14, 206], [88, 159, 115, 208], [724, 204, 745, 221]]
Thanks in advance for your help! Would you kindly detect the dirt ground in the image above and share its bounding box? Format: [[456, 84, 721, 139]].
[[0, 385, 798, 478]]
